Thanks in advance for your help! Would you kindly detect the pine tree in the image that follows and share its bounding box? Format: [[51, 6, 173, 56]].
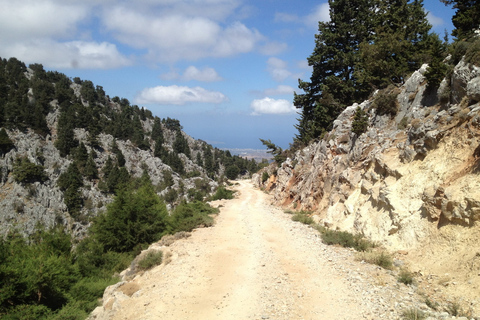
[[441, 0, 480, 40], [151, 117, 163, 142], [0, 128, 14, 155], [84, 152, 98, 180], [293, 0, 377, 144], [351, 107, 369, 136], [356, 0, 432, 89]]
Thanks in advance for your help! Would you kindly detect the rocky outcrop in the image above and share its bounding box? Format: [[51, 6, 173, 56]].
[[0, 97, 218, 240], [254, 58, 480, 250]]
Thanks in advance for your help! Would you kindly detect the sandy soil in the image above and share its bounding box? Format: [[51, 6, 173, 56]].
[[92, 180, 451, 320]]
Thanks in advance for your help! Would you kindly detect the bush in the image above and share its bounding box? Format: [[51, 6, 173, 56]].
[[291, 211, 314, 225], [398, 269, 414, 285], [169, 201, 217, 233], [372, 85, 400, 117], [12, 156, 48, 184], [447, 301, 469, 317], [93, 183, 169, 253], [211, 186, 234, 200], [351, 106, 369, 135], [356, 251, 393, 269], [320, 228, 374, 252], [137, 250, 163, 271], [464, 38, 480, 66], [225, 165, 240, 180], [261, 171, 270, 183]]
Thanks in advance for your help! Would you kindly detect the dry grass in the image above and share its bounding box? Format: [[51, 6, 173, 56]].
[[355, 250, 393, 269], [158, 231, 191, 247]]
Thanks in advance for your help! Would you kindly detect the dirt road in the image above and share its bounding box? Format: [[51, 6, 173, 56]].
[[92, 180, 420, 320]]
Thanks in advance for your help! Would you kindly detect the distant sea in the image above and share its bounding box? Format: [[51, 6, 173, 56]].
[[223, 149, 272, 162]]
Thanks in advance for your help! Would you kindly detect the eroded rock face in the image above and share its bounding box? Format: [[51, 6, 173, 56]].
[[254, 59, 480, 250]]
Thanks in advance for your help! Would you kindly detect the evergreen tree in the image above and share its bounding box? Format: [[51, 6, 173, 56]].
[[84, 152, 98, 180], [424, 34, 449, 91], [293, 0, 376, 144], [55, 105, 78, 157], [441, 0, 480, 40], [356, 0, 432, 89], [351, 107, 369, 136], [92, 183, 169, 252], [0, 128, 14, 155], [57, 162, 84, 215], [260, 139, 286, 164], [111, 140, 125, 167], [173, 131, 191, 158], [151, 117, 163, 142], [294, 0, 433, 145]]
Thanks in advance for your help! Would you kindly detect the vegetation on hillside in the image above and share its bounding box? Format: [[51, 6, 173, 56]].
[[0, 54, 259, 319], [0, 175, 221, 319]]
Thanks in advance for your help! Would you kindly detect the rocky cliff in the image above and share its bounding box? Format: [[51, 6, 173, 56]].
[[253, 57, 480, 307], [255, 58, 480, 249]]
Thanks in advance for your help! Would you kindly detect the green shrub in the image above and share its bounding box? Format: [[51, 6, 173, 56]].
[[12, 156, 48, 184], [351, 106, 369, 135], [68, 277, 118, 312], [372, 85, 399, 117], [164, 188, 178, 203], [93, 183, 169, 253], [262, 171, 270, 183], [424, 297, 438, 311], [291, 211, 314, 225], [397, 116, 409, 130], [398, 269, 414, 285], [372, 252, 393, 269], [169, 201, 217, 233], [356, 250, 393, 269], [49, 301, 88, 320], [320, 229, 373, 252], [225, 165, 240, 180], [137, 250, 163, 271], [211, 186, 234, 200]]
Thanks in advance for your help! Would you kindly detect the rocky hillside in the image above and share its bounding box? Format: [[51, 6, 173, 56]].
[[0, 57, 258, 239], [254, 55, 480, 305]]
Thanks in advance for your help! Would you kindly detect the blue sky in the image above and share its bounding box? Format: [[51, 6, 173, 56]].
[[0, 0, 455, 150]]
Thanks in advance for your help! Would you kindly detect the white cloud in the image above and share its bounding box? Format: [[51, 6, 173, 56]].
[[2, 40, 131, 69], [0, 0, 266, 68], [275, 3, 330, 29], [162, 66, 223, 82], [136, 85, 227, 105], [267, 57, 292, 82], [0, 0, 88, 41], [102, 7, 263, 62], [263, 85, 295, 96], [0, 0, 133, 69], [250, 97, 295, 115], [259, 41, 288, 56], [427, 12, 444, 28], [306, 3, 330, 27], [274, 12, 298, 23]]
